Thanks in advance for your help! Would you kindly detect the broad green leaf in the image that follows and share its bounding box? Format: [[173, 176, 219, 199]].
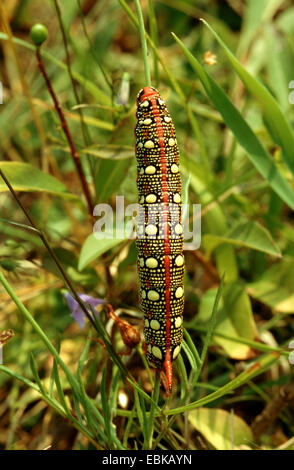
[[78, 232, 127, 271], [0, 162, 78, 200], [95, 158, 131, 202], [247, 258, 294, 313], [42, 247, 99, 288], [201, 20, 294, 177], [197, 284, 257, 359], [203, 221, 281, 258], [188, 407, 253, 450]]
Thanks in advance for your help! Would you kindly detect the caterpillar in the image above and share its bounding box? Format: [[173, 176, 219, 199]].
[[135, 86, 184, 393]]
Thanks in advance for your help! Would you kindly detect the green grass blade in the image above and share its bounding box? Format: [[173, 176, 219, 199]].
[[201, 19, 294, 177], [172, 33, 294, 210], [194, 274, 225, 383], [29, 353, 46, 395]]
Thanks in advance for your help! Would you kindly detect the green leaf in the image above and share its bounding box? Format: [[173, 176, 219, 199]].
[[81, 144, 133, 160], [42, 247, 99, 288], [198, 284, 257, 359], [203, 221, 281, 258], [95, 159, 131, 202], [188, 407, 253, 450], [78, 233, 126, 271], [172, 33, 294, 210], [201, 20, 294, 177], [247, 257, 294, 313], [0, 162, 78, 200]]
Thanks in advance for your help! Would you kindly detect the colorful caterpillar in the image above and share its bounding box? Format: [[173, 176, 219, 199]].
[[135, 86, 184, 392]]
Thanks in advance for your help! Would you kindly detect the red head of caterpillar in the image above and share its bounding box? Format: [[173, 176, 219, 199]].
[[135, 86, 184, 393]]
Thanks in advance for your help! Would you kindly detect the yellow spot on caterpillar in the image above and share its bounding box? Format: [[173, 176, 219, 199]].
[[144, 140, 155, 149], [145, 165, 156, 174], [175, 224, 183, 235], [145, 224, 157, 236], [164, 116, 172, 123], [148, 290, 160, 301], [173, 193, 181, 203], [175, 255, 184, 267], [171, 163, 179, 173], [175, 317, 182, 328], [173, 345, 181, 359], [169, 138, 176, 147], [141, 290, 146, 299], [150, 319, 160, 330], [141, 100, 149, 107], [152, 345, 162, 359], [138, 142, 143, 148], [145, 194, 157, 203], [143, 118, 152, 125], [139, 257, 144, 267], [175, 287, 184, 299], [146, 257, 158, 268]]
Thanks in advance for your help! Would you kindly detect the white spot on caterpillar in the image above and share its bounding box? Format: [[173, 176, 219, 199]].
[[175, 223, 183, 235], [175, 287, 184, 298], [146, 257, 158, 268], [158, 99, 164, 106], [164, 116, 172, 123], [175, 316, 182, 328], [148, 290, 160, 301], [173, 193, 181, 203], [145, 194, 157, 203], [143, 118, 152, 125], [141, 100, 149, 107], [168, 138, 176, 147]]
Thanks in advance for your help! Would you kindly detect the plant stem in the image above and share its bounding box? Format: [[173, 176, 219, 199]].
[[0, 2, 49, 170], [35, 47, 94, 216], [148, 0, 159, 87], [53, 0, 96, 187], [134, 0, 151, 86]]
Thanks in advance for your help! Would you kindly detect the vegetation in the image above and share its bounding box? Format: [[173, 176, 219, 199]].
[[0, 0, 294, 450]]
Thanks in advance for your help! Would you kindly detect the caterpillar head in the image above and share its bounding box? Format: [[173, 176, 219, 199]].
[[136, 86, 160, 105]]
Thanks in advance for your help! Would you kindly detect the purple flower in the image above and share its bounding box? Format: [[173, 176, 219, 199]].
[[64, 292, 105, 328]]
